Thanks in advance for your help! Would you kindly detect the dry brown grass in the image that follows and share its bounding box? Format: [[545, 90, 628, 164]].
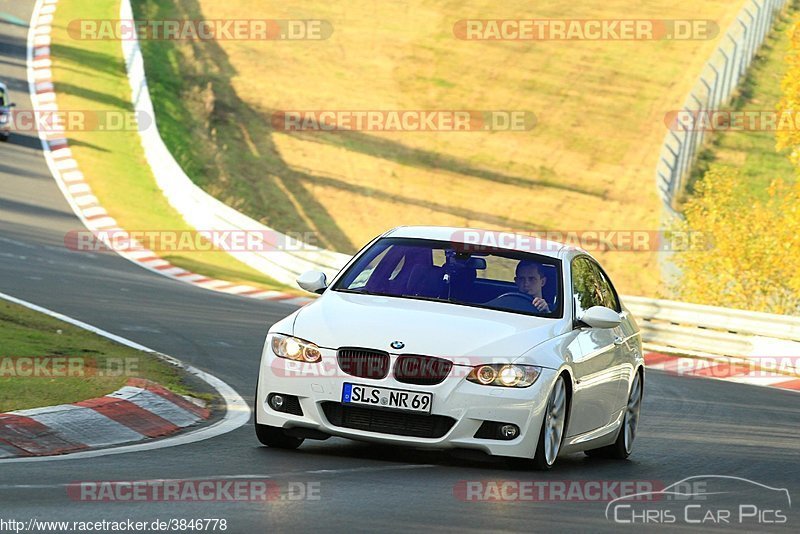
[[139, 0, 747, 295]]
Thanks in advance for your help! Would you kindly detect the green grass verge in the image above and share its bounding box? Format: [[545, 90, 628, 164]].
[[686, 4, 799, 201], [0, 299, 210, 412], [49, 0, 299, 294]]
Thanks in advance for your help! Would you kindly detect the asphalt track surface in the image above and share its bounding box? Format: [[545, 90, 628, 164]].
[[1, 2, 799, 532]]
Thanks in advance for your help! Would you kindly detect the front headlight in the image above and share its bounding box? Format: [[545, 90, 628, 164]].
[[467, 364, 541, 388], [270, 333, 322, 363]]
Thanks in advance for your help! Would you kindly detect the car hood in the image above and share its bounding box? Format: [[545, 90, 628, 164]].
[[291, 291, 564, 360]]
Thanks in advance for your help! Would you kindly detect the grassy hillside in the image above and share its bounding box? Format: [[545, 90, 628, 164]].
[[132, 0, 746, 295]]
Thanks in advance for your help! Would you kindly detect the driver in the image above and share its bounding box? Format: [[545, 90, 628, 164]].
[[515, 260, 550, 313]]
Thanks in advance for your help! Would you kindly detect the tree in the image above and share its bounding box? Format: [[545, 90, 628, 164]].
[[671, 166, 800, 314], [776, 20, 800, 164]]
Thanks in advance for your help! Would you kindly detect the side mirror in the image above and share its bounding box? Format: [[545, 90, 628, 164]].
[[297, 270, 327, 294], [579, 306, 621, 329]]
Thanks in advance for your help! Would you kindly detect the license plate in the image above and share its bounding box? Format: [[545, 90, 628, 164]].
[[342, 383, 432, 414]]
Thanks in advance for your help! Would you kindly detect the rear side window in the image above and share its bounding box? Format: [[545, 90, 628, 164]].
[[592, 262, 620, 311], [571, 257, 603, 317], [571, 257, 620, 317]]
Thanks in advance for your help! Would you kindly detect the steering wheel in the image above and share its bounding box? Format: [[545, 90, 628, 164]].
[[492, 292, 534, 303], [488, 292, 535, 309], [488, 292, 553, 313]]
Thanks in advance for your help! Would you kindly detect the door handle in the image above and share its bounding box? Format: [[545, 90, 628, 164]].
[[614, 336, 624, 345]]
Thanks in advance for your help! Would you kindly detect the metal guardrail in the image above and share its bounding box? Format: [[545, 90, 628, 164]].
[[624, 295, 800, 361], [656, 0, 790, 214]]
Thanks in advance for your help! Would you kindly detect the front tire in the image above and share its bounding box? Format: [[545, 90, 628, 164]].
[[255, 423, 304, 449], [254, 378, 304, 449], [532, 375, 567, 470], [585, 370, 642, 459]]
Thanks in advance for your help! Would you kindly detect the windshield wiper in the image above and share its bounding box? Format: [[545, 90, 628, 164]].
[[337, 288, 389, 297]]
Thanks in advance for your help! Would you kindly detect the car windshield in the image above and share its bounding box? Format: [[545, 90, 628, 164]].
[[333, 237, 563, 317]]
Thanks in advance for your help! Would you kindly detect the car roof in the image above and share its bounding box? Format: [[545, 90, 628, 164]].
[[382, 226, 588, 260]]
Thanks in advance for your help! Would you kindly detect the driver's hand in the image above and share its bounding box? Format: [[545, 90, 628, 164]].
[[532, 297, 550, 313]]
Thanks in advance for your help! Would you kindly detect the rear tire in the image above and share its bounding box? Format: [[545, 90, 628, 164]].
[[585, 370, 642, 459], [532, 375, 567, 470]]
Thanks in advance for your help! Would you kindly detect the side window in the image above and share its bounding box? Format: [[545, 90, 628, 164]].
[[571, 257, 603, 318], [591, 261, 620, 312]]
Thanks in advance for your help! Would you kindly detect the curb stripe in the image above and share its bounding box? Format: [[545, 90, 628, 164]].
[[0, 414, 87, 456], [643, 352, 679, 366], [27, 406, 144, 448], [109, 387, 200, 428], [645, 352, 800, 393], [128, 378, 211, 419], [775, 378, 800, 391], [75, 397, 179, 438], [0, 439, 33, 458]]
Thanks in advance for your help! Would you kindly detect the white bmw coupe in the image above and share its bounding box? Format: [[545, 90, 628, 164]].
[[255, 226, 644, 469]]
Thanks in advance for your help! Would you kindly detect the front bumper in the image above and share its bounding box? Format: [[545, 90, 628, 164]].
[[255, 338, 558, 459]]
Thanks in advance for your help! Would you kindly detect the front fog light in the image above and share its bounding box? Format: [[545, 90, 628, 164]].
[[269, 394, 285, 410], [500, 424, 519, 439]]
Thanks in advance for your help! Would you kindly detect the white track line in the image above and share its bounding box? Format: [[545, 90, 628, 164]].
[[0, 291, 251, 464]]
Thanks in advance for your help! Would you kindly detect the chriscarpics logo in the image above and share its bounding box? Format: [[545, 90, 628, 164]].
[[606, 476, 791, 526]]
